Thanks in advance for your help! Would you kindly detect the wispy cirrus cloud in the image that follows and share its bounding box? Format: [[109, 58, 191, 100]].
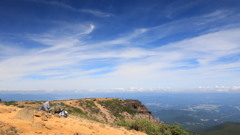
[[80, 9, 113, 17], [0, 9, 240, 90], [1, 28, 240, 89], [29, 23, 95, 47], [24, 0, 113, 17]]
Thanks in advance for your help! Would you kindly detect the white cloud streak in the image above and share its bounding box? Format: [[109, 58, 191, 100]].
[[0, 10, 240, 91], [24, 0, 113, 17]]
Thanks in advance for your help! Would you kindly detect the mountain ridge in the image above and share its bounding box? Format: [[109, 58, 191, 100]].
[[0, 98, 188, 135], [16, 98, 154, 124]]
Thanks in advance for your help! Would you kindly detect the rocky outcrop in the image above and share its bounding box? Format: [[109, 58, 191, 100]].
[[124, 100, 151, 115], [14, 108, 34, 122], [124, 100, 153, 120], [93, 98, 154, 122]]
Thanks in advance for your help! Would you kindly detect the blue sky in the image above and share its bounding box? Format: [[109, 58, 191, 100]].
[[0, 0, 240, 92]]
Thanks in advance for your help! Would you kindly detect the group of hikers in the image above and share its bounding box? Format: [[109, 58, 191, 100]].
[[39, 101, 68, 118]]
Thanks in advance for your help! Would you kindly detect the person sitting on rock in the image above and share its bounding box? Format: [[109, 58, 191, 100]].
[[43, 101, 51, 112]]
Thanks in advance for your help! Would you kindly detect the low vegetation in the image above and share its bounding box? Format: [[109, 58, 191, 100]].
[[117, 118, 189, 135], [4, 101, 18, 106], [7, 127, 18, 133], [25, 101, 43, 104], [17, 105, 25, 108], [61, 102, 101, 122], [79, 100, 100, 114], [98, 99, 137, 119]]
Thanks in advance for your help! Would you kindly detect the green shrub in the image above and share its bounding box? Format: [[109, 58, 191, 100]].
[[85, 100, 97, 108], [170, 123, 189, 135], [78, 100, 100, 114], [61, 102, 101, 122], [17, 105, 25, 108], [116, 118, 189, 135], [27, 101, 43, 104], [98, 99, 137, 118], [7, 127, 18, 133], [85, 100, 100, 114], [78, 100, 85, 106], [61, 103, 85, 115], [4, 101, 18, 106]]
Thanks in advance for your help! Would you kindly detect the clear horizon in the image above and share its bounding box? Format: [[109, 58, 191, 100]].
[[1, 0, 240, 91]]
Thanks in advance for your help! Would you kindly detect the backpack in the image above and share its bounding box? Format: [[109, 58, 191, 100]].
[[38, 105, 44, 111], [59, 109, 68, 118]]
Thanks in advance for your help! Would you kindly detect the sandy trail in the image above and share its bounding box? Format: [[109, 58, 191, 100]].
[[94, 101, 115, 123]]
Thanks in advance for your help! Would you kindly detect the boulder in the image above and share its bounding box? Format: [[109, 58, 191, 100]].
[[16, 128, 23, 133], [73, 132, 82, 135], [46, 113, 52, 119], [32, 122, 45, 129], [55, 132, 64, 135], [34, 111, 42, 117], [35, 131, 43, 134], [41, 115, 48, 121], [6, 130, 16, 135], [45, 124, 52, 130], [14, 108, 34, 122]]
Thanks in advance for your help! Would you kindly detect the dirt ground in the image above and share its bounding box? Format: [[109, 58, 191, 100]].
[[0, 104, 146, 135]]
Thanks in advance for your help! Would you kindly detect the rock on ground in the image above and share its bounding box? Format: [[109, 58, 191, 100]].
[[14, 108, 34, 122]]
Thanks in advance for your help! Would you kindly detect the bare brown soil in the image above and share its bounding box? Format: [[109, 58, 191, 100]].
[[0, 104, 146, 135]]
